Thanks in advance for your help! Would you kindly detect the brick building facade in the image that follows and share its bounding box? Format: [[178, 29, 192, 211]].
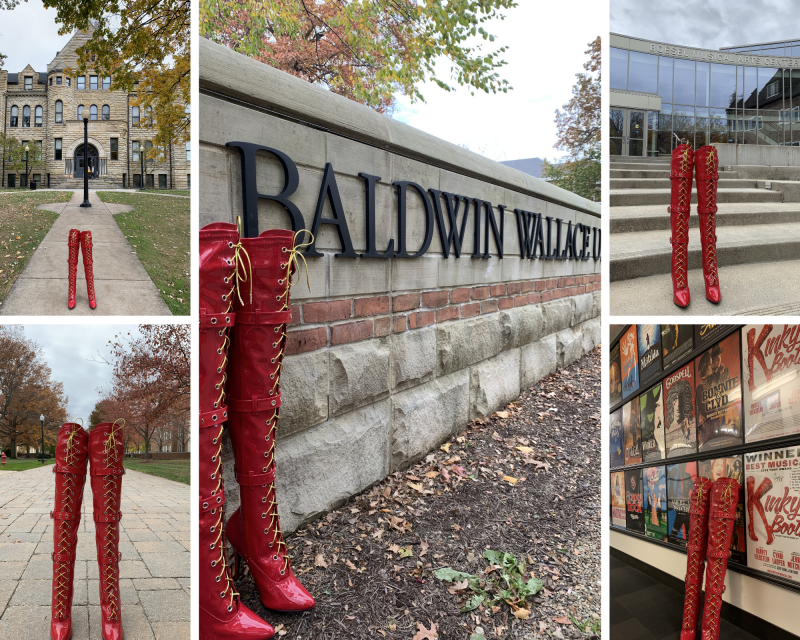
[[1, 26, 190, 189]]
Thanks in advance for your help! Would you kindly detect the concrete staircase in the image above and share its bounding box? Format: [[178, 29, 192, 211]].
[[51, 176, 122, 189], [610, 154, 800, 315]]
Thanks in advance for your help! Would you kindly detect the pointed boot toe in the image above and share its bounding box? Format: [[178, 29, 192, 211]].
[[200, 604, 275, 640], [50, 618, 73, 640], [673, 288, 691, 308], [705, 285, 721, 304], [100, 620, 124, 640], [260, 573, 315, 612]]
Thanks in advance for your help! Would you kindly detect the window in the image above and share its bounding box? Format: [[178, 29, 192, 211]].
[[186, 141, 190, 161], [133, 174, 141, 188], [10, 106, 18, 127], [66, 78, 70, 86], [35, 106, 42, 127], [77, 104, 85, 119], [767, 81, 780, 98], [56, 76, 62, 85], [55, 100, 63, 123], [35, 140, 42, 154], [24, 76, 32, 90], [132, 141, 140, 162], [33, 174, 41, 187], [90, 105, 98, 120], [90, 75, 98, 90], [158, 174, 167, 189], [49, 77, 53, 86], [132, 106, 140, 126], [7, 175, 15, 188], [146, 174, 154, 188], [102, 77, 111, 90], [187, 174, 190, 189], [102, 105, 110, 120], [77, 76, 85, 90], [55, 138, 62, 161], [22, 106, 30, 127], [145, 140, 153, 162], [110, 138, 118, 161]]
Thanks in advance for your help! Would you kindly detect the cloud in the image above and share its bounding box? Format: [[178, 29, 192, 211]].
[[0, 0, 72, 73]]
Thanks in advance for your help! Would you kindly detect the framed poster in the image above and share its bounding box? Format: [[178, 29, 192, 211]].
[[695, 331, 743, 453], [667, 461, 697, 547], [695, 324, 730, 350], [742, 324, 800, 443], [610, 342, 622, 407], [620, 326, 639, 400], [663, 361, 698, 458], [623, 399, 642, 465], [744, 445, 800, 584], [625, 468, 644, 534], [611, 471, 626, 529], [640, 383, 665, 462], [643, 466, 668, 540], [638, 324, 662, 385], [698, 456, 746, 565], [610, 408, 624, 468], [662, 324, 694, 370]]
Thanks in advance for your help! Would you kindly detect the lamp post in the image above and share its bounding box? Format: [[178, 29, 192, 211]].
[[39, 414, 45, 464], [80, 107, 91, 207], [24, 144, 29, 189], [139, 141, 146, 191]]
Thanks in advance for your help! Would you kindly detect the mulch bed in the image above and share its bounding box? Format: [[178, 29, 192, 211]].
[[233, 348, 601, 639]]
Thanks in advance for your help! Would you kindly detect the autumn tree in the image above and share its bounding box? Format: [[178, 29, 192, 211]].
[[542, 37, 601, 201], [200, 0, 517, 113]]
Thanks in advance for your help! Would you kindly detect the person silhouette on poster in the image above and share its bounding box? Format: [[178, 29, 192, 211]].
[[667, 379, 694, 444], [669, 470, 692, 541]]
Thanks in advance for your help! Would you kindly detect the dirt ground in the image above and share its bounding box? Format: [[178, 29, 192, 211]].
[[233, 348, 601, 639]]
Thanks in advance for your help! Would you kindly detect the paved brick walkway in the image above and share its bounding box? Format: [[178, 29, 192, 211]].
[[0, 464, 189, 640]]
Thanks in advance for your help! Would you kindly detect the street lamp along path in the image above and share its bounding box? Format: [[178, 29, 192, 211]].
[[39, 414, 45, 465], [80, 108, 91, 208]]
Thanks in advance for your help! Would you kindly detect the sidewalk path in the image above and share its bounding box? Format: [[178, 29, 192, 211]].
[[0, 464, 189, 640], [0, 190, 171, 315]]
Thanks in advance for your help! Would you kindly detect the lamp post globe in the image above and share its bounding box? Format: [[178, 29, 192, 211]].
[[80, 107, 91, 208], [39, 414, 45, 465], [24, 144, 29, 189]]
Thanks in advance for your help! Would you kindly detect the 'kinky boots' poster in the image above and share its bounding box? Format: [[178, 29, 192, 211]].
[[640, 384, 665, 462], [663, 361, 698, 458], [623, 399, 642, 465], [610, 408, 624, 468], [610, 342, 622, 407], [643, 465, 668, 541], [621, 326, 639, 401], [695, 331, 743, 453], [698, 456, 746, 565], [744, 445, 800, 584], [667, 461, 697, 547], [625, 468, 644, 534], [742, 324, 800, 443], [611, 471, 626, 529], [695, 324, 730, 350], [662, 324, 694, 370], [638, 324, 662, 385]]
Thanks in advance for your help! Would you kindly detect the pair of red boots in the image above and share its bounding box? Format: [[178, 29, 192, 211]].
[[199, 222, 314, 640], [668, 144, 721, 308], [67, 229, 98, 309], [680, 477, 741, 640], [50, 421, 125, 640]]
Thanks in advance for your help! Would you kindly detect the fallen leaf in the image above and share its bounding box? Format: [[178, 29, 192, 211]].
[[516, 446, 534, 454], [553, 616, 571, 625], [345, 559, 358, 571], [314, 554, 328, 568], [398, 547, 413, 558], [451, 465, 467, 478], [503, 475, 518, 485], [423, 471, 439, 479], [495, 411, 510, 419], [388, 544, 401, 554], [412, 621, 438, 640], [440, 443, 452, 453], [447, 579, 469, 594], [419, 540, 429, 557], [514, 608, 531, 620], [407, 481, 424, 493]]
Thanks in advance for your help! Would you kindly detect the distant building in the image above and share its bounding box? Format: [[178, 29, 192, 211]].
[[500, 157, 544, 179]]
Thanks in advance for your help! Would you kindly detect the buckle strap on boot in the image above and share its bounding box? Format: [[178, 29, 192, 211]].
[[201, 487, 225, 512], [200, 406, 228, 429], [93, 511, 123, 523], [90, 466, 125, 476], [52, 550, 76, 562], [53, 463, 86, 475], [51, 510, 81, 521], [229, 392, 282, 412], [236, 309, 292, 325], [97, 552, 122, 565], [235, 466, 277, 488], [200, 311, 235, 328]]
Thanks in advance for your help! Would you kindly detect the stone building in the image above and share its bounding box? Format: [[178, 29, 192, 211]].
[[0, 25, 190, 189]]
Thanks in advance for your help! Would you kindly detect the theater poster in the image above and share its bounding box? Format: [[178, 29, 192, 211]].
[[638, 324, 662, 385], [610, 408, 624, 469], [744, 445, 800, 584], [643, 466, 668, 541], [640, 383, 665, 462], [742, 324, 800, 443], [663, 361, 698, 458], [695, 331, 743, 453], [667, 461, 697, 548], [625, 468, 644, 534], [623, 399, 642, 465], [662, 324, 694, 370], [611, 471, 626, 529], [698, 456, 747, 565], [695, 324, 730, 350], [610, 342, 623, 407], [621, 326, 639, 400]]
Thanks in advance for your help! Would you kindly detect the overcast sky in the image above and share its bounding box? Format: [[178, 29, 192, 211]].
[[20, 324, 141, 424], [0, 0, 71, 72], [611, 0, 799, 50]]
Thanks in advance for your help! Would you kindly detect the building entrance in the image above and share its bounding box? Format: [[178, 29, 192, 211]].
[[73, 144, 99, 178], [610, 108, 653, 157]]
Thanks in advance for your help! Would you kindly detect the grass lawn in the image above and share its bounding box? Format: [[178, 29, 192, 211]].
[[97, 191, 190, 316], [0, 191, 74, 303], [123, 458, 190, 484], [0, 458, 55, 471]]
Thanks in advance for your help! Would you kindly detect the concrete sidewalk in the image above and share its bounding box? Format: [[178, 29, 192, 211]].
[[0, 190, 171, 315], [0, 464, 189, 640]]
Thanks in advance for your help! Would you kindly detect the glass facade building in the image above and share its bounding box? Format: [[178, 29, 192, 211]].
[[610, 36, 800, 156]]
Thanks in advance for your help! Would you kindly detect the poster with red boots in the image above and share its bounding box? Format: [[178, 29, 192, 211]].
[[744, 445, 800, 584], [742, 324, 800, 443]]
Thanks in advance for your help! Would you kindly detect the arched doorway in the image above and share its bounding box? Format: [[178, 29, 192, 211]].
[[73, 143, 99, 178]]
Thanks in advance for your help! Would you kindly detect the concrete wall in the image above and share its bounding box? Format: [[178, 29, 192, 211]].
[[718, 143, 800, 168], [199, 38, 602, 533]]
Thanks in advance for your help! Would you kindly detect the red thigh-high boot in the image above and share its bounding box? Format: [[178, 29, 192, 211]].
[[747, 476, 774, 544], [700, 477, 742, 640], [680, 476, 712, 640], [695, 146, 721, 303], [79, 231, 97, 309], [88, 421, 125, 640], [199, 221, 274, 640], [226, 229, 315, 612], [669, 144, 694, 307], [67, 229, 80, 310], [50, 423, 89, 640]]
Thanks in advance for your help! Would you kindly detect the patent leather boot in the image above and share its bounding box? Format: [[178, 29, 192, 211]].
[[67, 229, 80, 310], [746, 476, 774, 543], [226, 229, 315, 612], [669, 144, 693, 307], [679, 477, 712, 640], [695, 146, 721, 303], [88, 421, 126, 640], [50, 423, 89, 640], [700, 478, 741, 640], [199, 221, 274, 640], [79, 231, 97, 309]]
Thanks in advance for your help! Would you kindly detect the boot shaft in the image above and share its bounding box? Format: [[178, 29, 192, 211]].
[[79, 231, 97, 309]]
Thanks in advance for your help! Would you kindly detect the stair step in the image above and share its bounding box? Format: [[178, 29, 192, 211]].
[[610, 203, 800, 233], [610, 169, 740, 179], [609, 156, 672, 163], [610, 178, 757, 190], [610, 188, 782, 206]]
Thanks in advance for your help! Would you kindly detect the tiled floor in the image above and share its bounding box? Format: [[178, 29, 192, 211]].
[[0, 464, 189, 640]]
